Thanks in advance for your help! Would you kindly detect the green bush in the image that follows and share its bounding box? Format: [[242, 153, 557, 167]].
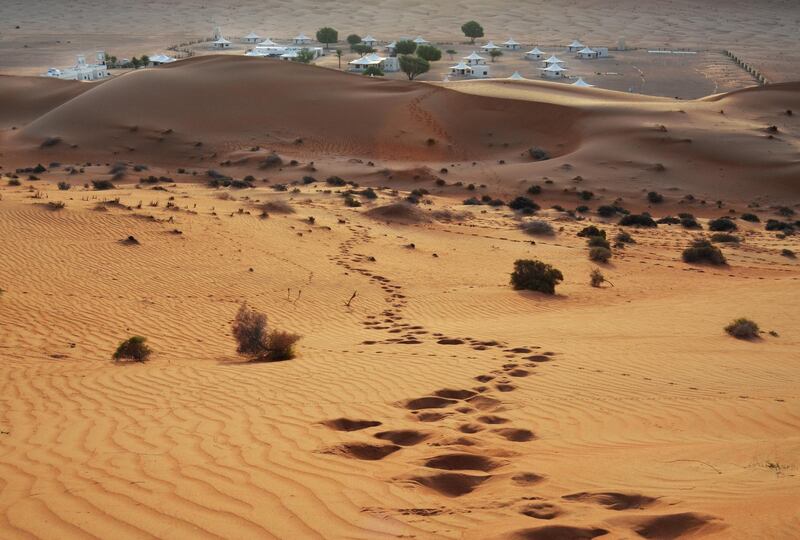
[[520, 219, 554, 236], [577, 226, 605, 238], [710, 233, 739, 243], [92, 179, 115, 190], [724, 318, 759, 340], [619, 214, 657, 227], [682, 239, 726, 265], [587, 236, 610, 249], [112, 336, 152, 362], [708, 217, 737, 231], [589, 246, 612, 262], [510, 259, 563, 294]]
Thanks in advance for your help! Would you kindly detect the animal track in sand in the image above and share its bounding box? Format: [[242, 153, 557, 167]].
[[562, 491, 659, 511], [625, 512, 724, 539], [509, 525, 609, 539], [519, 501, 563, 520], [329, 442, 401, 460], [374, 430, 430, 446], [466, 395, 503, 411], [403, 396, 458, 410], [405, 472, 491, 497], [321, 418, 382, 431], [477, 415, 510, 425], [433, 388, 478, 400], [512, 472, 546, 486], [493, 428, 535, 442]]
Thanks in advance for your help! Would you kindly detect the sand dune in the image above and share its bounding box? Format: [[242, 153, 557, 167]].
[[0, 50, 799, 539]]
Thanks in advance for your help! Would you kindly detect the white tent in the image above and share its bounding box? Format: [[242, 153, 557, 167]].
[[544, 54, 564, 66], [572, 77, 594, 87], [211, 37, 232, 49], [243, 32, 261, 44], [450, 62, 471, 75], [508, 71, 525, 80], [362, 35, 378, 46], [577, 47, 598, 59], [525, 47, 545, 60], [503, 38, 520, 50], [385, 41, 396, 50], [257, 38, 277, 47], [540, 63, 567, 78], [149, 54, 176, 65], [567, 40, 585, 52], [293, 33, 311, 44], [463, 51, 487, 65], [413, 36, 428, 44], [481, 41, 500, 51]]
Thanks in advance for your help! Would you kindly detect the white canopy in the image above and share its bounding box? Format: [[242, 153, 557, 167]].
[[281, 50, 299, 58], [568, 40, 584, 48], [362, 35, 377, 42], [149, 54, 176, 64], [526, 47, 544, 55], [212, 37, 231, 45], [540, 64, 567, 72], [294, 33, 310, 41], [386, 41, 396, 48], [257, 38, 277, 46], [572, 77, 594, 87], [244, 32, 261, 40], [544, 55, 564, 65], [464, 51, 486, 61], [413, 36, 428, 44], [578, 47, 595, 54], [481, 41, 500, 50], [451, 62, 471, 70], [504, 38, 520, 46], [350, 53, 385, 66], [509, 71, 525, 80]]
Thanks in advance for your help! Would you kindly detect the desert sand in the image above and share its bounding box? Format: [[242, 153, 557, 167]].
[[0, 51, 799, 540]]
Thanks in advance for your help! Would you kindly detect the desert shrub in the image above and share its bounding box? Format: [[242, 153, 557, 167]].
[[619, 214, 657, 227], [112, 336, 152, 362], [510, 259, 563, 294], [708, 217, 737, 231], [486, 198, 505, 207], [260, 153, 283, 168], [326, 176, 347, 186], [7, 178, 21, 186], [344, 195, 362, 207], [615, 231, 634, 244], [92, 179, 115, 190], [463, 197, 481, 205], [589, 246, 612, 262], [230, 179, 253, 189], [57, 181, 71, 191], [682, 239, 726, 265], [528, 147, 550, 161], [577, 225, 605, 238], [765, 219, 795, 232], [509, 196, 540, 213], [680, 216, 702, 229], [656, 216, 680, 225], [776, 206, 795, 217], [598, 204, 628, 217], [527, 185, 542, 195], [579, 190, 594, 201], [647, 191, 664, 203], [587, 236, 610, 249], [40, 136, 62, 148], [710, 232, 739, 243], [358, 187, 378, 199], [33, 164, 47, 174], [724, 318, 759, 340], [781, 249, 795, 258], [45, 201, 66, 210], [520, 219, 554, 236], [302, 176, 317, 184], [590, 268, 606, 287], [576, 205, 590, 213], [231, 303, 300, 361], [741, 213, 760, 222], [260, 200, 294, 214]]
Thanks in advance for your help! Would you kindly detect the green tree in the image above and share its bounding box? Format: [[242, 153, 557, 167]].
[[316, 27, 338, 49], [335, 48, 343, 69], [363, 65, 384, 76], [140, 54, 150, 66], [399, 54, 429, 80], [130, 56, 141, 69], [346, 34, 362, 47], [394, 39, 417, 55], [416, 44, 442, 62], [461, 20, 484, 43], [352, 44, 375, 56], [446, 49, 457, 60], [489, 49, 503, 62], [295, 49, 316, 64]]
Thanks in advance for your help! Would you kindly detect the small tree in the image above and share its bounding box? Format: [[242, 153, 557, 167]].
[[352, 44, 375, 56], [140, 54, 150, 66], [461, 20, 484, 43], [130, 56, 141, 69], [316, 27, 338, 49], [590, 268, 613, 288], [416, 44, 442, 62], [363, 65, 384, 76], [446, 49, 457, 60], [489, 49, 503, 62], [112, 336, 152, 362], [394, 39, 417, 55], [399, 55, 429, 80], [335, 48, 343, 69], [346, 34, 362, 47], [295, 49, 316, 64], [510, 259, 563, 294]]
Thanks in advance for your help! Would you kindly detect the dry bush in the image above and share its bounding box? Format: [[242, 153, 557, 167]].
[[520, 219, 555, 236], [260, 200, 295, 214], [590, 268, 608, 287], [682, 239, 726, 265], [724, 318, 759, 340], [112, 336, 152, 362], [589, 246, 612, 262], [232, 303, 300, 361], [267, 330, 301, 361], [510, 259, 563, 294]]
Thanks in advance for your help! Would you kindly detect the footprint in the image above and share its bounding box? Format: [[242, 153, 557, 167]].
[[475, 374, 495, 383], [508, 525, 608, 539], [495, 383, 517, 392], [374, 430, 430, 446], [467, 395, 503, 411], [415, 411, 449, 422], [403, 472, 490, 497], [562, 492, 659, 511], [322, 418, 382, 432], [624, 512, 724, 539], [519, 501, 563, 520], [508, 369, 531, 377], [477, 415, 510, 424], [329, 442, 401, 461], [458, 423, 485, 434], [423, 453, 503, 472], [512, 472, 546, 486], [494, 428, 535, 442], [404, 396, 458, 410], [437, 338, 465, 345], [434, 388, 478, 400]]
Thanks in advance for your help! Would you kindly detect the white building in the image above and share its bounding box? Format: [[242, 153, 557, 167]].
[[243, 32, 261, 44], [44, 52, 109, 81], [525, 47, 545, 60], [348, 52, 399, 72], [543, 54, 565, 66], [572, 77, 594, 87], [503, 38, 520, 50], [508, 71, 525, 80], [257, 38, 278, 47], [246, 45, 323, 58], [149, 54, 176, 65], [567, 40, 585, 53], [540, 63, 567, 79], [449, 61, 489, 78], [362, 35, 378, 46], [413, 36, 429, 45], [463, 51, 487, 66], [481, 41, 500, 52], [293, 33, 311, 45], [212, 37, 232, 49], [576, 47, 599, 59], [385, 41, 397, 54]]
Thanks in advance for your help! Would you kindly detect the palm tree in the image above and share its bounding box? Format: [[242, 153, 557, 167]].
[[335, 48, 342, 69]]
